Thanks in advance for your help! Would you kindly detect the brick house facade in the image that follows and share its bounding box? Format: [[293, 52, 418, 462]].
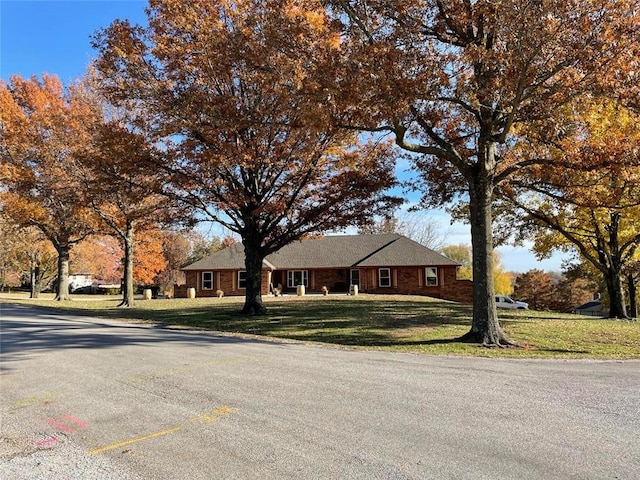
[[176, 234, 473, 303]]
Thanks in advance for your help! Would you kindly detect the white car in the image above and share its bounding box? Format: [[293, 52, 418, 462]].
[[495, 295, 529, 310]]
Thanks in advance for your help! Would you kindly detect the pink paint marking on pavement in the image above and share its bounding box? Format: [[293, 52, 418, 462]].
[[62, 415, 88, 429], [34, 436, 59, 447], [47, 418, 76, 434]]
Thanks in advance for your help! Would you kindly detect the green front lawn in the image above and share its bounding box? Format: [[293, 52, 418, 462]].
[[2, 292, 638, 358]]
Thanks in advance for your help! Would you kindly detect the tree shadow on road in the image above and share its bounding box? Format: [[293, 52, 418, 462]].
[[0, 304, 270, 373]]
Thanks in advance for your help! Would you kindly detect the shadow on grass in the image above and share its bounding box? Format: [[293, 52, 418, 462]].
[[534, 348, 591, 354], [6, 297, 625, 357], [12, 298, 474, 349]]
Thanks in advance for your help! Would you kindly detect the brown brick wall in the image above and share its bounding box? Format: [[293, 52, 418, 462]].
[[176, 266, 473, 303], [175, 270, 271, 297], [359, 266, 473, 303], [440, 279, 474, 304], [271, 269, 351, 294]]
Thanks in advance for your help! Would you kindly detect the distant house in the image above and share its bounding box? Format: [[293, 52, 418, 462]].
[[574, 299, 606, 317], [176, 234, 473, 303]]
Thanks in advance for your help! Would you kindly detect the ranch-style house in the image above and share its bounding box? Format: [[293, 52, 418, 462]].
[[176, 234, 473, 303]]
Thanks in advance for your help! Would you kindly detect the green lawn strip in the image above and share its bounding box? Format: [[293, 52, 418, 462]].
[[2, 293, 638, 358]]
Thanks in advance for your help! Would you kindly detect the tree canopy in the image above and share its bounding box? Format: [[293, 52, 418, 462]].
[[328, 0, 640, 344], [0, 75, 98, 300], [92, 0, 399, 314], [77, 91, 176, 307], [502, 100, 640, 318]]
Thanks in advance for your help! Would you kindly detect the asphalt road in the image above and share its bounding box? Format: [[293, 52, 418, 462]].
[[1, 303, 639, 480]]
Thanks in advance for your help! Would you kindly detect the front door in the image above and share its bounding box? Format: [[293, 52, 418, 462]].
[[350, 269, 360, 289]]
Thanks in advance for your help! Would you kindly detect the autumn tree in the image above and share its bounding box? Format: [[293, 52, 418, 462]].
[[0, 214, 23, 291], [0, 75, 98, 300], [155, 230, 192, 294], [329, 0, 639, 344], [397, 212, 448, 251], [75, 96, 176, 307], [503, 101, 640, 318], [441, 243, 512, 294], [512, 269, 554, 311], [358, 216, 398, 235], [71, 235, 122, 285], [513, 268, 597, 312], [0, 216, 57, 296], [441, 244, 472, 280], [92, 0, 399, 314], [155, 229, 236, 295], [551, 275, 597, 314], [16, 229, 58, 298], [134, 229, 167, 286]]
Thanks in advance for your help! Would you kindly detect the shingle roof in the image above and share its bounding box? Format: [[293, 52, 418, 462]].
[[182, 243, 248, 270], [575, 300, 602, 311], [182, 234, 458, 271]]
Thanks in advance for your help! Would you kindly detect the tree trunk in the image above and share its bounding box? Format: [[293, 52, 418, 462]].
[[119, 222, 135, 307], [604, 213, 628, 319], [33, 264, 43, 298], [241, 234, 267, 315], [459, 163, 511, 346], [628, 274, 637, 319], [55, 245, 71, 301], [605, 268, 627, 318], [30, 264, 41, 298]]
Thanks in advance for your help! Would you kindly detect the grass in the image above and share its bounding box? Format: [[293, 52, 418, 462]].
[[2, 292, 639, 359]]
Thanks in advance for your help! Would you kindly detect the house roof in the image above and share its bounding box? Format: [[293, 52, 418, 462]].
[[575, 300, 602, 311], [182, 234, 459, 271]]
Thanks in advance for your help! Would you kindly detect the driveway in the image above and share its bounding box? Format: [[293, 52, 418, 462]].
[[1, 303, 639, 479]]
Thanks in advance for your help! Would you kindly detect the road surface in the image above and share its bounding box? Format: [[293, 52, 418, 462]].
[[1, 303, 639, 479]]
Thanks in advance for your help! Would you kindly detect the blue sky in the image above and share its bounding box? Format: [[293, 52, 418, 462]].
[[0, 0, 569, 273], [1, 0, 147, 83]]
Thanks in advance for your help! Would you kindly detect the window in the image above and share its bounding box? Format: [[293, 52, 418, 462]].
[[202, 272, 213, 290], [378, 268, 391, 287], [425, 267, 438, 286], [287, 270, 308, 288], [238, 271, 247, 289], [350, 269, 360, 287]]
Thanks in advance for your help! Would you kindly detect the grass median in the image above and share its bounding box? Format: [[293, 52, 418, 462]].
[[2, 292, 639, 359]]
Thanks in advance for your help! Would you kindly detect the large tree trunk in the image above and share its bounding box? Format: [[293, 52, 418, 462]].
[[605, 268, 627, 318], [241, 233, 267, 315], [54, 244, 71, 301], [599, 213, 627, 319], [459, 158, 511, 346], [119, 222, 135, 307]]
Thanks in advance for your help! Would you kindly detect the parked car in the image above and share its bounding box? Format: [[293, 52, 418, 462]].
[[495, 295, 529, 310]]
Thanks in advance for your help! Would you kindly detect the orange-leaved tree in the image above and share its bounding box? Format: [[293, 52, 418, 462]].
[[92, 0, 400, 314], [75, 87, 178, 307], [133, 228, 168, 286], [328, 0, 640, 344], [0, 75, 98, 300], [71, 235, 122, 285], [154, 229, 232, 295]]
